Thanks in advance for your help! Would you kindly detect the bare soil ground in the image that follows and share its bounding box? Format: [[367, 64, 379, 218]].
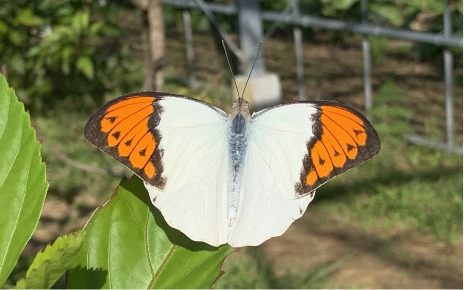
[[260, 208, 462, 288]]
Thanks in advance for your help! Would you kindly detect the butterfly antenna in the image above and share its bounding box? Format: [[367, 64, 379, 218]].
[[222, 40, 241, 100], [241, 40, 263, 98]]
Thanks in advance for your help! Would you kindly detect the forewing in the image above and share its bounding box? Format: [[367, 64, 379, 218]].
[[226, 101, 379, 246], [85, 92, 231, 246], [250, 101, 380, 198], [85, 93, 166, 187], [84, 92, 228, 191], [144, 94, 232, 246]]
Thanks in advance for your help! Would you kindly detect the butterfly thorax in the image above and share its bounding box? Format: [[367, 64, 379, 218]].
[[229, 98, 251, 121], [227, 98, 251, 225]]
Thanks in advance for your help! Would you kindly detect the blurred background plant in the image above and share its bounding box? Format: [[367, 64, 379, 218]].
[[0, 0, 142, 113], [1, 0, 461, 112]]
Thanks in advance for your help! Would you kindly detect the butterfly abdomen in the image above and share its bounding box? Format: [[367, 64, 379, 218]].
[[227, 113, 248, 223]]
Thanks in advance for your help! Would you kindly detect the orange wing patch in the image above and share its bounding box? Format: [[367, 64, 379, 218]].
[[310, 140, 333, 179], [296, 102, 380, 195], [100, 97, 154, 130], [84, 94, 166, 188]]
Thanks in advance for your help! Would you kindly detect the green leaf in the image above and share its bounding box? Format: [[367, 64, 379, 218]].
[[101, 25, 119, 36], [0, 20, 8, 34], [15, 8, 44, 26], [61, 59, 71, 75], [27, 46, 42, 57], [8, 31, 24, 45], [11, 54, 26, 75], [67, 176, 233, 289], [371, 3, 404, 26], [0, 74, 48, 286], [80, 11, 90, 30], [322, 0, 357, 16], [14, 231, 86, 289], [76, 56, 94, 79], [89, 22, 104, 37], [71, 11, 89, 32], [71, 12, 81, 32], [61, 45, 73, 61]]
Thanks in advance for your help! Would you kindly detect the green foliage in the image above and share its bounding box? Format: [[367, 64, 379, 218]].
[[313, 0, 462, 33], [67, 176, 233, 289], [215, 251, 273, 289], [1, 0, 461, 112], [423, 115, 442, 140], [310, 74, 461, 244], [317, 135, 463, 243], [0, 1, 140, 113], [26, 10, 102, 81], [34, 107, 124, 202], [163, 2, 234, 33], [215, 248, 348, 288], [359, 170, 462, 241], [369, 36, 389, 64], [0, 75, 233, 289], [371, 79, 414, 138], [319, 0, 359, 19], [0, 74, 48, 286], [14, 231, 85, 289]]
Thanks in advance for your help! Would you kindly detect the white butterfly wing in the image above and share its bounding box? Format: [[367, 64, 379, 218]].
[[87, 92, 379, 248], [227, 101, 380, 247], [146, 146, 229, 246], [155, 97, 228, 191], [227, 141, 314, 247], [226, 103, 318, 246], [144, 95, 231, 246], [249, 103, 320, 198]]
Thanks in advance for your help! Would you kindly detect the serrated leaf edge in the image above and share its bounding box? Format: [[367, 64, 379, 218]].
[[14, 231, 86, 288]]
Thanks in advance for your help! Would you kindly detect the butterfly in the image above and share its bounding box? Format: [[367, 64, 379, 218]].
[[84, 92, 380, 247]]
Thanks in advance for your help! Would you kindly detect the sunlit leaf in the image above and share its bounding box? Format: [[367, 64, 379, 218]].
[[71, 12, 82, 32], [0, 74, 48, 286], [76, 56, 94, 79], [67, 176, 233, 289], [8, 31, 24, 45], [80, 11, 90, 30], [371, 3, 403, 26], [14, 231, 85, 289], [61, 45, 73, 61], [0, 20, 8, 34], [15, 8, 44, 26], [321, 0, 357, 16], [89, 22, 103, 37], [61, 59, 71, 75], [27, 46, 41, 57]]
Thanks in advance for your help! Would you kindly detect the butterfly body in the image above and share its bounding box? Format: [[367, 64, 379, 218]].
[[227, 98, 254, 223], [85, 92, 380, 247]]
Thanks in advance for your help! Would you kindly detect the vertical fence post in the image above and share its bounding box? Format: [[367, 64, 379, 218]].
[[443, 0, 454, 151], [361, 0, 373, 117], [183, 9, 197, 87], [292, 0, 306, 101], [236, 0, 266, 76]]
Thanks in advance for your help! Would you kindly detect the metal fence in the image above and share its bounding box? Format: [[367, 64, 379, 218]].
[[162, 0, 463, 154]]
